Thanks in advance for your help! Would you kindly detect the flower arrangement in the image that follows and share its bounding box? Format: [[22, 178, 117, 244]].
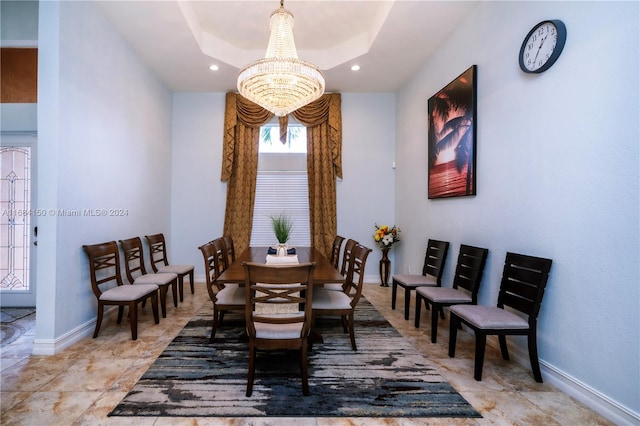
[[373, 224, 400, 249]]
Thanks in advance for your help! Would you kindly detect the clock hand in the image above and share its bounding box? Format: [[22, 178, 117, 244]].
[[532, 34, 548, 64]]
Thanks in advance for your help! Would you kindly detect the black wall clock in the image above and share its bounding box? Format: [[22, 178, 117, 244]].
[[519, 19, 567, 73]]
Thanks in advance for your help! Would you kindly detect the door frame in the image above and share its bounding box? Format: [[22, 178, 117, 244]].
[[0, 131, 37, 307]]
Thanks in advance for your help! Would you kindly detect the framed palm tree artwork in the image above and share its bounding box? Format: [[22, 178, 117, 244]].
[[428, 65, 477, 199]]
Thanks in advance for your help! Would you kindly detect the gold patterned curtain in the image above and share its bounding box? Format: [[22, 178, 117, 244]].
[[291, 93, 342, 258], [221, 93, 273, 254], [221, 92, 342, 258]]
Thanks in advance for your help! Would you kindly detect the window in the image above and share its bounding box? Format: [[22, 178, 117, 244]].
[[250, 124, 310, 247]]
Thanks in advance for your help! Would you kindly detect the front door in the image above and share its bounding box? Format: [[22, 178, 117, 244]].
[[0, 133, 37, 307]]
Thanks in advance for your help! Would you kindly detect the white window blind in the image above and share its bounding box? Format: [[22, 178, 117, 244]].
[[250, 171, 310, 247]]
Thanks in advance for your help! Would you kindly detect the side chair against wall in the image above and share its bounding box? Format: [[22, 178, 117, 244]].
[[448, 252, 553, 382], [199, 239, 244, 342], [242, 261, 316, 397], [83, 241, 159, 340], [119, 237, 178, 318], [391, 239, 450, 320], [145, 233, 195, 302], [312, 243, 372, 350], [222, 234, 236, 264], [415, 244, 489, 343]]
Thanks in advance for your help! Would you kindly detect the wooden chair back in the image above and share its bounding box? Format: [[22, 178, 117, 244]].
[[330, 235, 345, 269], [145, 233, 169, 272], [451, 244, 489, 303], [119, 236, 149, 283], [83, 241, 124, 298], [422, 239, 449, 285], [222, 235, 236, 263], [343, 244, 372, 305], [497, 252, 553, 323], [340, 238, 357, 276]]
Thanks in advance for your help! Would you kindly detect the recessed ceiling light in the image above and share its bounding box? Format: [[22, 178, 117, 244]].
[[209, 65, 219, 71], [350, 65, 360, 71]]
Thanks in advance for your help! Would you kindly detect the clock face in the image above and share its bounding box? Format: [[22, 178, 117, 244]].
[[519, 20, 567, 73]]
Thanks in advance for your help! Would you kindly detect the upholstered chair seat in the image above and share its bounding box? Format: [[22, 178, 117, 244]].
[[100, 283, 159, 302]]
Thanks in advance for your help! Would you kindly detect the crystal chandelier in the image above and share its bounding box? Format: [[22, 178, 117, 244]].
[[237, 0, 325, 117]]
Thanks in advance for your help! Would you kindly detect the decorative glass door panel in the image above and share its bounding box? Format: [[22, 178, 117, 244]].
[[1, 147, 31, 295]]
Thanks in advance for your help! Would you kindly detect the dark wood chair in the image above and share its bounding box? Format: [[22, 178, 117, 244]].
[[340, 238, 357, 276], [329, 235, 345, 269], [448, 252, 553, 382], [415, 244, 488, 342], [222, 234, 236, 264], [392, 239, 449, 320], [242, 261, 316, 396], [324, 238, 355, 292], [145, 233, 195, 302], [120, 236, 178, 318], [312, 244, 372, 350], [198, 239, 244, 342], [83, 241, 159, 340]]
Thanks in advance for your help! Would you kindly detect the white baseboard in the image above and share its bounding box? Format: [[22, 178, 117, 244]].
[[32, 310, 108, 355], [493, 336, 639, 425]]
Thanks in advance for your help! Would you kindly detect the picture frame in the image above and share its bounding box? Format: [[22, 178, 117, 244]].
[[428, 65, 477, 199]]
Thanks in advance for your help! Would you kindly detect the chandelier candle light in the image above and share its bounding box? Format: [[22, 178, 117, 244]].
[[373, 224, 401, 287], [237, 0, 325, 117]]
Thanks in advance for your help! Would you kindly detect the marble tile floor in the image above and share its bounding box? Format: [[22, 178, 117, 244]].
[[1, 283, 613, 426]]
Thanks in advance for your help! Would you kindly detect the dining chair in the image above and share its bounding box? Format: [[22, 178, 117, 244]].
[[323, 237, 353, 292], [415, 244, 488, 342], [329, 235, 345, 270], [83, 241, 159, 340], [145, 233, 195, 302], [222, 234, 236, 264], [120, 237, 178, 318], [391, 239, 449, 320], [199, 239, 244, 342], [312, 243, 372, 350], [242, 261, 316, 396], [448, 252, 552, 382]]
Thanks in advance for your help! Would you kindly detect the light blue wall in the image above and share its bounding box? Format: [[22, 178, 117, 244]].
[[36, 1, 172, 350], [395, 1, 639, 421]]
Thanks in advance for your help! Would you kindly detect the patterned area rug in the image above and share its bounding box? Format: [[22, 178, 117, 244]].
[[110, 299, 480, 418]]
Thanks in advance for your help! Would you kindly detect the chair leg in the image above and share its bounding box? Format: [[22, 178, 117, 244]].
[[178, 276, 185, 302], [94, 304, 105, 338], [430, 302, 440, 343], [414, 294, 422, 328], [246, 344, 256, 397], [474, 332, 487, 381], [129, 301, 138, 340], [448, 314, 459, 357], [210, 307, 220, 342], [171, 280, 178, 307], [188, 271, 195, 294], [528, 331, 543, 383], [498, 335, 510, 360], [391, 281, 397, 310], [116, 306, 125, 324], [300, 340, 310, 396], [159, 287, 168, 318], [151, 293, 159, 324], [341, 315, 348, 333], [348, 314, 357, 351], [404, 287, 411, 320], [439, 306, 446, 319]]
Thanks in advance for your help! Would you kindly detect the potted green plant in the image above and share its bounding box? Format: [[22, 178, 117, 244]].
[[270, 213, 293, 255]]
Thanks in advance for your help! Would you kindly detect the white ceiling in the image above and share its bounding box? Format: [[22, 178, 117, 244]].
[[95, 1, 479, 93]]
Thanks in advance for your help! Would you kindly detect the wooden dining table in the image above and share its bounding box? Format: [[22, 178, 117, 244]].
[[217, 246, 344, 286]]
